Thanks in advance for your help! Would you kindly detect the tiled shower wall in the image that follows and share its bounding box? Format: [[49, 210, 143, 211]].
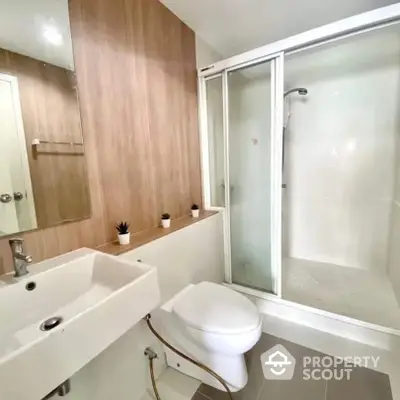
[[388, 119, 400, 305], [284, 25, 400, 272]]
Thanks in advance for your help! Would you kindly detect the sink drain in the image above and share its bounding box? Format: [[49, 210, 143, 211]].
[[40, 316, 63, 331]]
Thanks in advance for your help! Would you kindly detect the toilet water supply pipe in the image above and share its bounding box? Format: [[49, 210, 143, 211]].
[[146, 348, 161, 400], [144, 314, 234, 400]]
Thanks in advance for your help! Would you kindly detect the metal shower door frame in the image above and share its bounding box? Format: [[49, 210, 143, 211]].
[[199, 53, 284, 297]]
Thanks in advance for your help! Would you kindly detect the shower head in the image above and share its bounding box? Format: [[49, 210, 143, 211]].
[[284, 87, 308, 97]]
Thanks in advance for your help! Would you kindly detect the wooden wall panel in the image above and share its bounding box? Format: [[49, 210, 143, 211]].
[[0, 49, 90, 228], [0, 0, 201, 274]]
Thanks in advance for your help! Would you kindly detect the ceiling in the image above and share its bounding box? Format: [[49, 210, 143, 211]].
[[0, 0, 395, 71], [0, 0, 74, 70], [160, 0, 398, 61]]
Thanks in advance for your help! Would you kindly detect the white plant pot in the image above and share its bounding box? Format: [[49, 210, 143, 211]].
[[161, 219, 171, 228], [191, 209, 200, 218], [118, 233, 130, 245]]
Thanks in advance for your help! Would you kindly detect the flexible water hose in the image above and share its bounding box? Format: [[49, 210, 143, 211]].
[[145, 314, 234, 400], [149, 356, 161, 400]]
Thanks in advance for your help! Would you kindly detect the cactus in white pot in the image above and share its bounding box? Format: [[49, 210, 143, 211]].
[[116, 221, 130, 245], [191, 204, 200, 218], [161, 213, 171, 228]]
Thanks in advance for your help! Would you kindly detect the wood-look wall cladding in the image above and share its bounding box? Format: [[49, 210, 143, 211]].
[[0, 49, 90, 228], [0, 0, 201, 274]]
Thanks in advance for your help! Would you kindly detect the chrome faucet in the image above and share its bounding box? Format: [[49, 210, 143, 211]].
[[9, 238, 32, 277]]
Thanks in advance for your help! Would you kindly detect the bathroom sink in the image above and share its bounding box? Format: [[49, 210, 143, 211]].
[[0, 248, 160, 400]]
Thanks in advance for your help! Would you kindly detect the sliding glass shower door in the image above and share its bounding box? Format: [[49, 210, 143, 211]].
[[227, 57, 283, 294], [202, 55, 283, 295]]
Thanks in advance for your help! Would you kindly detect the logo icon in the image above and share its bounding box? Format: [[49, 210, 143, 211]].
[[261, 344, 296, 380]]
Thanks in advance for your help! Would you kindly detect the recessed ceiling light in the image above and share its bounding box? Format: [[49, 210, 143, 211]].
[[43, 26, 63, 46]]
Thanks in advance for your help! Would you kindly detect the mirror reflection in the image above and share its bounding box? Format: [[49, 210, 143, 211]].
[[0, 0, 90, 237]]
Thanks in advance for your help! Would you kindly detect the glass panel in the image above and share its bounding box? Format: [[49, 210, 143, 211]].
[[228, 61, 274, 293], [206, 77, 225, 207]]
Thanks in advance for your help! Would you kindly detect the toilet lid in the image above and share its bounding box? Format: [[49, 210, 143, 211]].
[[172, 282, 261, 334]]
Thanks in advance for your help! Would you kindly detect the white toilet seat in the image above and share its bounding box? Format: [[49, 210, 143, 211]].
[[172, 281, 261, 335], [185, 321, 262, 355]]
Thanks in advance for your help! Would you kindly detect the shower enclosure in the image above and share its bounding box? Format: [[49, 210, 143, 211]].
[[199, 4, 400, 331]]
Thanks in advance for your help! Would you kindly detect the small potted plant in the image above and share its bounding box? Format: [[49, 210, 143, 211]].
[[116, 221, 130, 245], [161, 213, 171, 228], [191, 204, 200, 218]]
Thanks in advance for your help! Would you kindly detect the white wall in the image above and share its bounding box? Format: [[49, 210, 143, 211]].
[[284, 25, 400, 272], [195, 35, 222, 69], [68, 213, 224, 400], [388, 205, 400, 306]]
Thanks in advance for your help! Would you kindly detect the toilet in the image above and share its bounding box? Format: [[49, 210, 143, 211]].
[[161, 282, 262, 391]]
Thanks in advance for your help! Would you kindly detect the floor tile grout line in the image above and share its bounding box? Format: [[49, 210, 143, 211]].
[[192, 382, 202, 397], [255, 380, 266, 400], [324, 379, 328, 400], [195, 388, 213, 400]]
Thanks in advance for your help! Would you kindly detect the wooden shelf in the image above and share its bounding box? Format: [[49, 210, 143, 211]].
[[96, 210, 218, 256]]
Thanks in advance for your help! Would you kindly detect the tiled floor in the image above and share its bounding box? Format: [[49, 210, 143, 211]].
[[140, 368, 201, 400], [191, 333, 393, 400], [142, 315, 399, 400]]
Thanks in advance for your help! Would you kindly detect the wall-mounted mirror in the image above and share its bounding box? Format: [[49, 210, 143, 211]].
[[0, 0, 90, 237]]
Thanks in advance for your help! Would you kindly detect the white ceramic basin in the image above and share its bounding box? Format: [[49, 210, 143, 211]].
[[0, 248, 160, 400]]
